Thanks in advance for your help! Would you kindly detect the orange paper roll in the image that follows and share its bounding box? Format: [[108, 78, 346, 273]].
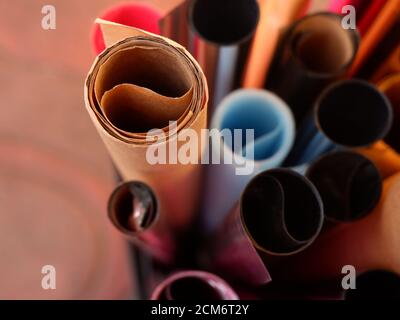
[[357, 0, 386, 35], [274, 172, 400, 284], [372, 46, 400, 83], [242, 0, 310, 88], [378, 74, 400, 153], [357, 141, 400, 179], [348, 0, 400, 77], [84, 20, 208, 239], [356, 75, 400, 178]]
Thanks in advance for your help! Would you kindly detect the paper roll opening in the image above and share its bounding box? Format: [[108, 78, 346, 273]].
[[189, 0, 260, 45], [94, 45, 194, 132], [345, 271, 400, 300], [307, 152, 382, 222], [108, 181, 158, 235], [316, 80, 393, 147], [152, 271, 238, 300], [241, 169, 323, 255], [162, 277, 224, 300], [290, 14, 358, 75], [214, 90, 295, 162], [220, 95, 282, 160]]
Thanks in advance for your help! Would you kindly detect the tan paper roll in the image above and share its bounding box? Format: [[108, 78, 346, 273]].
[[242, 0, 310, 88], [84, 20, 208, 234]]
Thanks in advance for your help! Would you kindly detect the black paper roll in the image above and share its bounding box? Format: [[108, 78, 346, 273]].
[[306, 151, 382, 222]]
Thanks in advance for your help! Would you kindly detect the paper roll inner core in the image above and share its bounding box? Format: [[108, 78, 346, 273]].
[[292, 15, 355, 74], [95, 46, 194, 132]]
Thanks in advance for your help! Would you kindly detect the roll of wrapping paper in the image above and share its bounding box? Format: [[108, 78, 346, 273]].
[[285, 79, 399, 179], [108, 181, 176, 265], [356, 18, 400, 79], [84, 20, 208, 241], [306, 151, 382, 223], [151, 271, 239, 300], [242, 0, 310, 88], [159, 0, 190, 49], [266, 13, 359, 124], [201, 89, 295, 233], [348, 0, 400, 77], [91, 3, 162, 55], [344, 270, 400, 300], [206, 169, 324, 287], [377, 74, 400, 153], [357, 0, 387, 36], [187, 0, 260, 113], [273, 172, 400, 284], [372, 46, 400, 82]]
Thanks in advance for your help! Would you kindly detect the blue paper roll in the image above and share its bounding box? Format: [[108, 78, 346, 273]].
[[285, 79, 393, 167], [201, 89, 295, 232]]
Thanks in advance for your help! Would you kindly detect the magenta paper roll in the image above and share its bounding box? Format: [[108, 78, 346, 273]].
[[151, 271, 239, 300], [328, 0, 363, 13], [108, 181, 176, 266], [92, 3, 162, 55], [206, 169, 323, 287]]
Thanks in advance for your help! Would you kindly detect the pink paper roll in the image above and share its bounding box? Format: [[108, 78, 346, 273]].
[[91, 3, 162, 55], [328, 0, 363, 14]]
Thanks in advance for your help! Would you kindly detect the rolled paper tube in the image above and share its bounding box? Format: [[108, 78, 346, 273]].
[[306, 151, 382, 223], [348, 0, 400, 77], [273, 172, 400, 284], [357, 19, 400, 80], [378, 74, 400, 153], [84, 20, 208, 236], [344, 270, 400, 300], [372, 46, 400, 82], [285, 80, 394, 175], [201, 89, 295, 232], [188, 0, 260, 113], [108, 181, 176, 265], [242, 0, 310, 88], [266, 13, 359, 124], [357, 0, 386, 36], [357, 142, 400, 179], [206, 169, 324, 287], [151, 271, 239, 300], [159, 0, 190, 49], [91, 3, 162, 55]]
